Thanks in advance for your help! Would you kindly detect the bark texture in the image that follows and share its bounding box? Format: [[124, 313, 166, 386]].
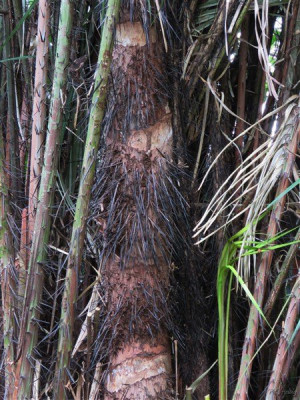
[[92, 3, 177, 398]]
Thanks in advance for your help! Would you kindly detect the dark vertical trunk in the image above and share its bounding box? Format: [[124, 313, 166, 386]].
[[94, 3, 175, 398]]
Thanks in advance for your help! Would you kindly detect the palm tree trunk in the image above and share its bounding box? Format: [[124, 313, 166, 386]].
[[98, 4, 174, 398]]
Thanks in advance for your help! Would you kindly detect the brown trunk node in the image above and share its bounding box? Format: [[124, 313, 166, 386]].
[[103, 255, 172, 399]]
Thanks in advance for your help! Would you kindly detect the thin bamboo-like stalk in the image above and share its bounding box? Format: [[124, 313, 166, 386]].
[[235, 14, 248, 166], [90, 362, 102, 400], [18, 207, 28, 309], [20, 0, 49, 307], [13, 1, 73, 398], [233, 117, 300, 400], [0, 5, 17, 395], [54, 1, 120, 398], [266, 276, 299, 399], [32, 359, 42, 400], [28, 0, 50, 236], [19, 89, 30, 172], [0, 88, 16, 399], [186, 388, 192, 400], [3, 0, 19, 198], [19, 0, 50, 319]]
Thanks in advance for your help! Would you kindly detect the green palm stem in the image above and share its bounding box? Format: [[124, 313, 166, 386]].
[[0, 9, 18, 396], [54, 1, 121, 398], [18, 0, 50, 314], [13, 1, 73, 398], [0, 70, 16, 397], [217, 242, 236, 400], [2, 0, 20, 200], [28, 0, 50, 238]]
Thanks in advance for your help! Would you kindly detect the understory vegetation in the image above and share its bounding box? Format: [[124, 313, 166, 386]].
[[0, 0, 299, 399]]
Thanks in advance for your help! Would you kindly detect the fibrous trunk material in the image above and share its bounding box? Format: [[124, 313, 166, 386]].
[[91, 3, 177, 398]]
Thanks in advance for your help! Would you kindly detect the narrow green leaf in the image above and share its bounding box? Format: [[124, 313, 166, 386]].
[[267, 178, 300, 209], [0, 55, 33, 63], [225, 265, 271, 328], [188, 360, 218, 392], [288, 320, 300, 349]]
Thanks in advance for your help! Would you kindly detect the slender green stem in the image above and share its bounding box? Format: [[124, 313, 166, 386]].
[[0, 70, 16, 397], [3, 0, 20, 199], [54, 1, 120, 398], [0, 14, 18, 395], [14, 1, 73, 398], [186, 388, 192, 400], [217, 242, 237, 400]]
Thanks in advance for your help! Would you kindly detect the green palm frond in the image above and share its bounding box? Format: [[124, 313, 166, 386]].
[[217, 223, 299, 400]]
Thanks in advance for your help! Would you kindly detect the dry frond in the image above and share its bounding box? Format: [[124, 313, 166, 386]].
[[238, 101, 299, 280], [194, 98, 299, 282]]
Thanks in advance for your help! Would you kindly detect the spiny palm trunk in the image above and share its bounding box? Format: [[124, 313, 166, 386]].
[[98, 4, 174, 398], [104, 254, 172, 399]]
